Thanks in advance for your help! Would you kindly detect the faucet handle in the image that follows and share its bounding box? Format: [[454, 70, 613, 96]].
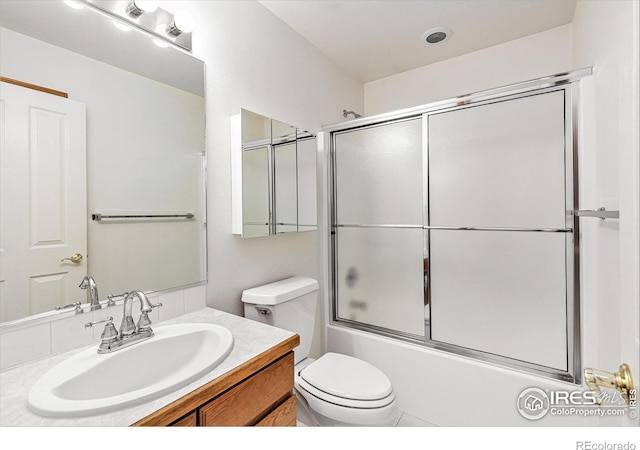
[[106, 292, 128, 307], [84, 316, 112, 328], [85, 317, 118, 352], [137, 312, 152, 332], [55, 301, 84, 314], [136, 303, 162, 333]]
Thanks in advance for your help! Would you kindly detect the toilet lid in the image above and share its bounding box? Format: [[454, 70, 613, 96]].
[[299, 353, 393, 401]]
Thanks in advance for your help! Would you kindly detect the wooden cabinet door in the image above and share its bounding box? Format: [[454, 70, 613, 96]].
[[255, 395, 296, 427], [199, 353, 294, 426]]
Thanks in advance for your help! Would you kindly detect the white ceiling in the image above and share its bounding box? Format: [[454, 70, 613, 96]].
[[259, 0, 578, 83]]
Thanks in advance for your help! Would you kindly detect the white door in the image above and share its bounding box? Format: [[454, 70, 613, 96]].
[[0, 82, 87, 322]]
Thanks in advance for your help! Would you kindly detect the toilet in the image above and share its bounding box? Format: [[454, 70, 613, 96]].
[[242, 276, 399, 427]]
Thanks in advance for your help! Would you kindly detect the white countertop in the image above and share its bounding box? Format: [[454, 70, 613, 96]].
[[0, 308, 295, 426]]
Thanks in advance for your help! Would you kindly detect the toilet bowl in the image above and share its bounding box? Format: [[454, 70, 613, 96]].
[[241, 276, 399, 427], [294, 353, 399, 426]]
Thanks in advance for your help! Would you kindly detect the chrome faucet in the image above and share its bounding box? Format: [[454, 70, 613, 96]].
[[120, 291, 157, 338], [79, 276, 101, 311], [85, 290, 162, 354]]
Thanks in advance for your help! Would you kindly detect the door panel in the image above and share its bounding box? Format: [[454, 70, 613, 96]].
[[429, 230, 568, 370], [336, 227, 424, 337], [0, 82, 86, 321], [428, 91, 567, 229], [426, 89, 572, 373], [334, 118, 422, 226]]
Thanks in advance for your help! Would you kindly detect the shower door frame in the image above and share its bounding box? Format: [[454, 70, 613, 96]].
[[322, 68, 592, 384]]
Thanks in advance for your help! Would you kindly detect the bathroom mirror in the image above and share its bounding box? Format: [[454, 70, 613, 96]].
[[0, 1, 206, 324], [231, 109, 317, 238]]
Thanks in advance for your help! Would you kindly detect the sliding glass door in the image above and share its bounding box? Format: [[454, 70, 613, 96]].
[[329, 80, 579, 381], [426, 90, 572, 372], [333, 118, 425, 338]]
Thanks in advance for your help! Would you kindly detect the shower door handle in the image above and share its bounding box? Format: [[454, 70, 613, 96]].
[[423, 257, 429, 306], [575, 208, 619, 219]]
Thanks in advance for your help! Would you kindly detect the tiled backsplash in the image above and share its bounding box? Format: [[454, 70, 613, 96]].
[[0, 284, 206, 371]]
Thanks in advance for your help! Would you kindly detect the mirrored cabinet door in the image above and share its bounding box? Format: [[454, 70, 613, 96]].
[[274, 141, 297, 234], [231, 109, 317, 238], [242, 146, 271, 238], [296, 135, 317, 232]]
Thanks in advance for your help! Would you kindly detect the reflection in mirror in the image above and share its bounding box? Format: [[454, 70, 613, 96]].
[[273, 119, 297, 235], [0, 1, 206, 325], [242, 147, 271, 238], [231, 109, 317, 238], [296, 134, 318, 232], [241, 110, 271, 238], [274, 141, 298, 235]]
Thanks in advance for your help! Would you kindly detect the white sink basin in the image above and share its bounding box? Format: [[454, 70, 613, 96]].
[[27, 323, 234, 418]]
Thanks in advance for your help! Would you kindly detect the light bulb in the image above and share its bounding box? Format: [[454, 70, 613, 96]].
[[126, 0, 159, 17], [166, 10, 196, 36], [135, 1, 158, 12]]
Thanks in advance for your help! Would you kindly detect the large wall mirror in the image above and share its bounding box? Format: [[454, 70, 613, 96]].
[[231, 109, 317, 238], [0, 1, 206, 324]]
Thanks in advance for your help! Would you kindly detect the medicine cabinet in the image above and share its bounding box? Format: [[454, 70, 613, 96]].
[[231, 109, 317, 238]]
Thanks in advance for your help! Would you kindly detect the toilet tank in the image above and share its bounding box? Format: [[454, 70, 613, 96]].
[[242, 276, 319, 364]]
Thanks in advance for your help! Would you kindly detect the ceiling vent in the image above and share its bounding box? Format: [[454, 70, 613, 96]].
[[421, 27, 453, 44]]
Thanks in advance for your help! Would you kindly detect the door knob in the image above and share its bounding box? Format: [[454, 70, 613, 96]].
[[61, 253, 83, 264], [584, 363, 635, 405]]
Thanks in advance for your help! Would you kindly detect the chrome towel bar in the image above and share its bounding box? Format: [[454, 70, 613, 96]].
[[92, 213, 194, 221]]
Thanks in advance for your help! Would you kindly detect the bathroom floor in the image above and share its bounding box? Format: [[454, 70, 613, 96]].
[[296, 412, 435, 427], [394, 413, 435, 426]]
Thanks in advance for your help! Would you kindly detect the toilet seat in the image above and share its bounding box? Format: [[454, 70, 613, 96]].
[[296, 353, 395, 409]]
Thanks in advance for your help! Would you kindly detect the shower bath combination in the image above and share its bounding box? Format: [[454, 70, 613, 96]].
[[323, 68, 603, 384]]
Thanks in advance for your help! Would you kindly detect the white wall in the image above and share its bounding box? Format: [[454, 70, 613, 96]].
[[159, 1, 362, 323], [364, 24, 572, 116], [326, 10, 639, 426], [572, 0, 640, 423]]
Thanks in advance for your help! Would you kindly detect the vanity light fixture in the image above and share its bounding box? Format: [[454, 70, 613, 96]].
[[126, 0, 159, 17], [153, 39, 170, 49], [77, 0, 194, 52], [166, 10, 196, 36], [112, 20, 133, 32]]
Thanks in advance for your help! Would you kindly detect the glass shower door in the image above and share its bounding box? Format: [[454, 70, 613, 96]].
[[333, 118, 425, 337], [328, 76, 581, 381], [426, 89, 573, 371]]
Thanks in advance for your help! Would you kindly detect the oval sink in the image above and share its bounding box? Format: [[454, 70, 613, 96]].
[[27, 323, 233, 418]]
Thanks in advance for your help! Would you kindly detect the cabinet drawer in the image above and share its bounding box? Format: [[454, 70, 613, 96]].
[[170, 412, 197, 426], [255, 394, 296, 427], [199, 352, 294, 426]]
